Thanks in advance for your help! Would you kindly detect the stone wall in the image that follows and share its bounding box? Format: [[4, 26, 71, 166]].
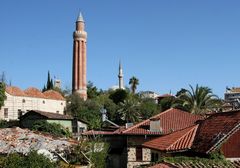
[[127, 147, 151, 168]]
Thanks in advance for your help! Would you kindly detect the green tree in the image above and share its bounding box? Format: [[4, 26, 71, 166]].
[[43, 71, 54, 92], [87, 81, 100, 99], [1, 151, 56, 168], [109, 89, 128, 104], [0, 72, 6, 83], [66, 93, 102, 129], [129, 76, 139, 94], [118, 96, 140, 123], [173, 85, 222, 114], [158, 96, 176, 112], [139, 98, 158, 119], [95, 94, 118, 123], [0, 82, 6, 109]]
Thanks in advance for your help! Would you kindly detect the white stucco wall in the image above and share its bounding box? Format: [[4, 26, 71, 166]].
[[0, 92, 66, 121]]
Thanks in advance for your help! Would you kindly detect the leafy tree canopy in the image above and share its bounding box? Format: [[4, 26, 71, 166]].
[[173, 85, 222, 114], [0, 82, 6, 109], [109, 89, 128, 104]]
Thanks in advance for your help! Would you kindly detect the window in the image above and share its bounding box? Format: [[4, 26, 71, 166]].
[[79, 127, 85, 133], [151, 152, 159, 162], [61, 102, 63, 105], [22, 99, 25, 103], [136, 147, 142, 161], [18, 109, 22, 119], [4, 108, 8, 118], [43, 100, 45, 104]]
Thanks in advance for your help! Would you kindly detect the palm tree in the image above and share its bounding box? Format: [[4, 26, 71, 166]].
[[118, 97, 140, 123], [173, 85, 222, 114], [129, 76, 139, 94]]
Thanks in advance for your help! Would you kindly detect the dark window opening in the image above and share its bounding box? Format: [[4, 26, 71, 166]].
[[4, 108, 8, 118], [136, 147, 142, 161], [151, 152, 159, 162], [18, 109, 22, 119]]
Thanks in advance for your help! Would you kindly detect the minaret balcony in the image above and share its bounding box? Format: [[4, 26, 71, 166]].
[[73, 31, 87, 39]]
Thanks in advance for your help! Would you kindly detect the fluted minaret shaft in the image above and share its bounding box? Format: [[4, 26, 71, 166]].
[[72, 12, 87, 100]]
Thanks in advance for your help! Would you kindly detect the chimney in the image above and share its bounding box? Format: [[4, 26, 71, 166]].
[[125, 123, 133, 129], [150, 119, 162, 132]]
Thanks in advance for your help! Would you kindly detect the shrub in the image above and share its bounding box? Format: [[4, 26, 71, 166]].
[[0, 151, 56, 168], [32, 120, 71, 137], [0, 120, 8, 128]]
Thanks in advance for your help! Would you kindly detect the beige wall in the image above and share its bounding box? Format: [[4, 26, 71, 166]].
[[0, 93, 66, 121]]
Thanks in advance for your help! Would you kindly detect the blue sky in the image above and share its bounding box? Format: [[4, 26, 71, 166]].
[[1, 1, 240, 98]]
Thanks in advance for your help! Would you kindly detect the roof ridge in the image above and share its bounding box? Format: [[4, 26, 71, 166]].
[[166, 124, 198, 151], [122, 108, 174, 134]]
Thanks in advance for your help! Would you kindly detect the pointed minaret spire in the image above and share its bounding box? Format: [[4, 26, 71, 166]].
[[77, 12, 84, 22], [72, 12, 87, 100], [118, 60, 124, 89]]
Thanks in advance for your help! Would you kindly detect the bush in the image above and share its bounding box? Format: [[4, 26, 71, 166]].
[[0, 151, 57, 168], [32, 120, 71, 137], [0, 120, 8, 128]]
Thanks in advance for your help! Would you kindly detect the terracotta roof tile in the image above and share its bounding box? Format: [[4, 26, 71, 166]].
[[21, 110, 73, 120], [82, 130, 115, 135], [43, 90, 65, 100], [24, 87, 46, 98], [192, 110, 240, 154], [5, 86, 27, 97], [122, 108, 203, 135], [150, 160, 240, 168], [143, 125, 198, 152], [149, 163, 177, 168], [157, 94, 174, 98], [6, 86, 65, 101]]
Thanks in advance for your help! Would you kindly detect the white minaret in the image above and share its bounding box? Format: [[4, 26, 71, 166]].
[[118, 61, 124, 89]]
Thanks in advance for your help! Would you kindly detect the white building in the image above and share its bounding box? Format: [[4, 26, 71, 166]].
[[225, 87, 240, 109], [0, 86, 66, 121], [139, 91, 160, 99]]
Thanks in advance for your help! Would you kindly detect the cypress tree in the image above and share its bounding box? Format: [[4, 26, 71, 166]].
[[47, 71, 51, 90]]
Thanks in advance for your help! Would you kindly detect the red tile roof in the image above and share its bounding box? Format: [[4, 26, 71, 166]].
[[121, 108, 203, 135], [149, 163, 177, 168], [5, 86, 65, 100], [83, 130, 116, 135], [83, 108, 203, 136], [5, 86, 27, 97], [149, 160, 240, 168], [157, 94, 174, 98], [143, 125, 198, 152], [192, 110, 240, 154], [24, 87, 46, 98], [43, 90, 65, 100]]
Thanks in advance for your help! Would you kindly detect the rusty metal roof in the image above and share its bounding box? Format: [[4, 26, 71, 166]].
[[21, 110, 73, 120]]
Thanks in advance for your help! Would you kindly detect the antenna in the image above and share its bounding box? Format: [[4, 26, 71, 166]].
[[100, 107, 119, 127]]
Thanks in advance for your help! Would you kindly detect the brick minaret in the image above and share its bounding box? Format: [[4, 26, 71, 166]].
[[72, 12, 87, 100]]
